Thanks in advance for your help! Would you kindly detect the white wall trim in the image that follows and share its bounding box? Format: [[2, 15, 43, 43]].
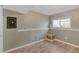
[[4, 39, 79, 53], [0, 6, 3, 53], [52, 28, 79, 31], [17, 28, 49, 32], [4, 39, 44, 53], [55, 39, 79, 48]]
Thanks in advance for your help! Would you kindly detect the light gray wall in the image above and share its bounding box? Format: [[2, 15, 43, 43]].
[[3, 9, 21, 51], [0, 6, 3, 52], [3, 9, 49, 51], [51, 8, 79, 46], [17, 11, 48, 29]]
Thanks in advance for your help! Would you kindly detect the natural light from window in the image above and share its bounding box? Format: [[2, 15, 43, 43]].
[[53, 17, 71, 28]]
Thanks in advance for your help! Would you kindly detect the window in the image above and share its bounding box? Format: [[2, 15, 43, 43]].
[[53, 20, 60, 28], [53, 17, 71, 28]]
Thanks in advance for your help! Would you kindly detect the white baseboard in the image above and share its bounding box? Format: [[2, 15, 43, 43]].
[[55, 39, 79, 48], [4, 39, 79, 53], [4, 39, 44, 53]]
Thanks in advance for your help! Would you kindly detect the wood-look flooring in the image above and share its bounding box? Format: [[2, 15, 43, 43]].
[[10, 39, 79, 53]]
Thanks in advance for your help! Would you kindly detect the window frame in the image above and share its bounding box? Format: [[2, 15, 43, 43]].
[[52, 16, 71, 29]]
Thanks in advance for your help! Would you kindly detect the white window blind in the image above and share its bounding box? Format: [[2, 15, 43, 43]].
[[53, 20, 60, 28], [53, 17, 71, 28]]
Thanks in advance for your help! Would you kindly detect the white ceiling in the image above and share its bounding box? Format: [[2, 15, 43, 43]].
[[3, 5, 79, 15]]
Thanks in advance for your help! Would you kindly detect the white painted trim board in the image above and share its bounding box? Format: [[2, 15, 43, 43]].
[[4, 39, 79, 53], [55, 39, 79, 48], [4, 39, 44, 53], [17, 28, 49, 32]]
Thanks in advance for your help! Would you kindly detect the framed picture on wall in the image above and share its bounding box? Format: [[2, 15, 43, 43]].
[[7, 16, 17, 29]]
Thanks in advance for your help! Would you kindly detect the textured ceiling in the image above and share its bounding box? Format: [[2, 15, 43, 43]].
[[3, 5, 79, 15]]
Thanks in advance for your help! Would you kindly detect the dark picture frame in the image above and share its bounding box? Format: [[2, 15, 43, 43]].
[[7, 16, 17, 29]]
